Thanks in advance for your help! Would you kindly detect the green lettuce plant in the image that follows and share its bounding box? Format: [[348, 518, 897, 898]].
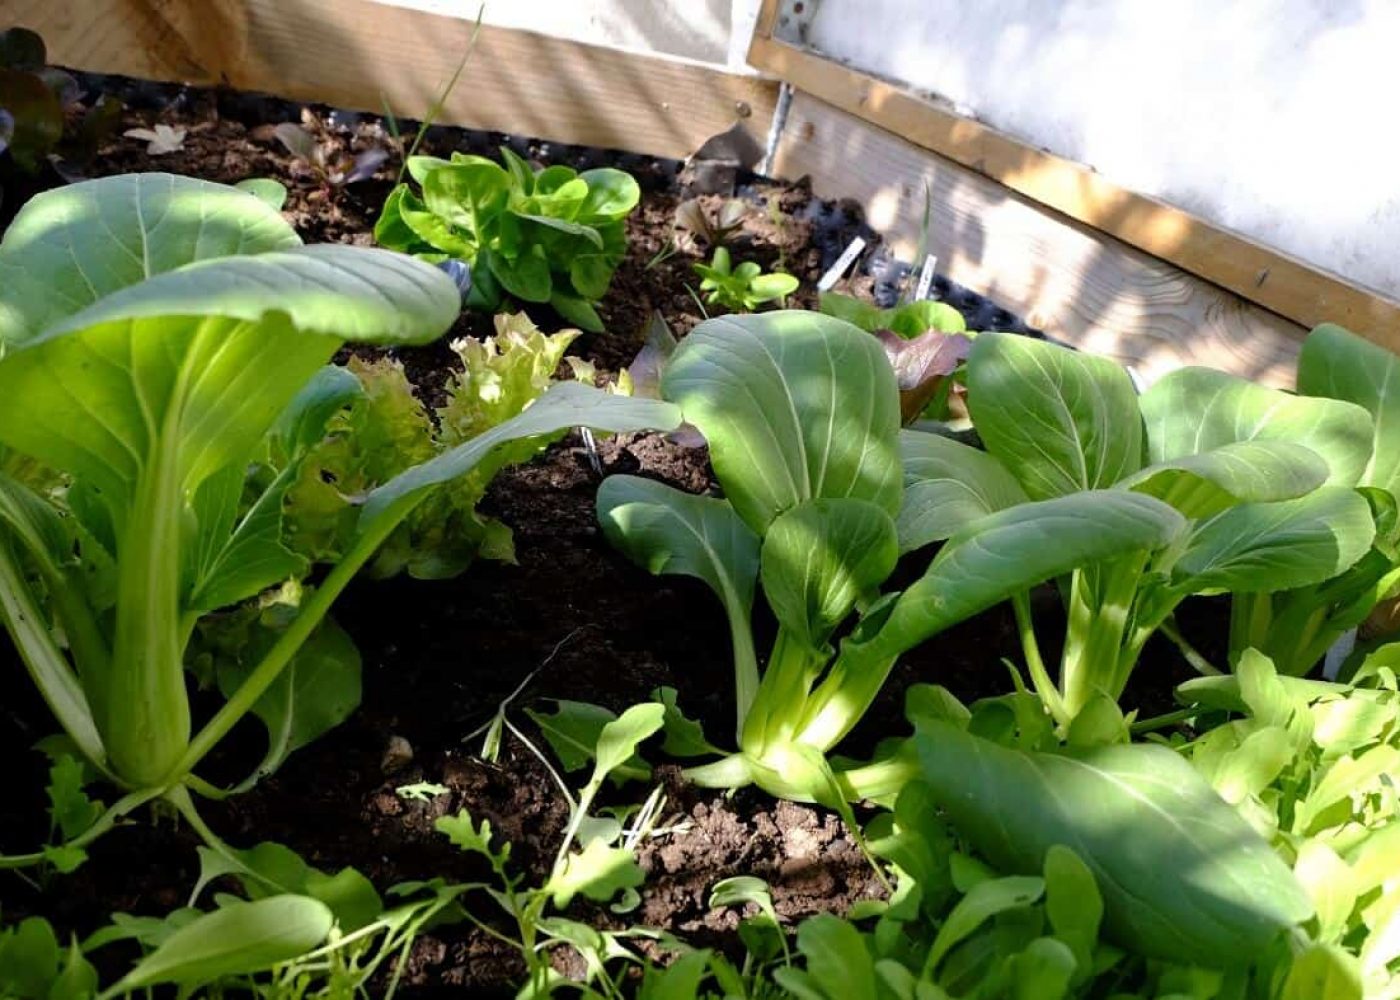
[[1226, 323, 1400, 675], [598, 313, 1184, 801], [279, 311, 580, 577], [818, 289, 967, 338], [692, 246, 798, 312], [374, 148, 640, 331], [898, 332, 1377, 731], [0, 173, 680, 869]]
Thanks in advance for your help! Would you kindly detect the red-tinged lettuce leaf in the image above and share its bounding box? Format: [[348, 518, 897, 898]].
[[0, 66, 62, 173], [0, 28, 47, 71], [874, 328, 971, 423]]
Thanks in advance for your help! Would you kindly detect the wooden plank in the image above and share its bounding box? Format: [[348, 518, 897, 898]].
[[774, 93, 1308, 387], [749, 32, 1400, 357], [11, 0, 777, 161]]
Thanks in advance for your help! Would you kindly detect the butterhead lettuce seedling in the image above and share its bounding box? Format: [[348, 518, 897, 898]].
[[374, 148, 640, 332], [598, 313, 1183, 801], [0, 174, 680, 867], [278, 312, 583, 578]]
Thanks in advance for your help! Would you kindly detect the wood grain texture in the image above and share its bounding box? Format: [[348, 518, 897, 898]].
[[12, 0, 777, 160], [775, 93, 1308, 387], [750, 33, 1400, 356]]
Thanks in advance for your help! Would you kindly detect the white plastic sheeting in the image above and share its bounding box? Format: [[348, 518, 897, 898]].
[[802, 0, 1399, 298], [367, 0, 764, 69]]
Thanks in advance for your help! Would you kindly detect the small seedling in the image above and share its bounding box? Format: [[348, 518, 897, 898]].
[[274, 121, 389, 188], [675, 196, 747, 247], [692, 247, 798, 312], [396, 781, 450, 803], [123, 123, 186, 155], [644, 237, 681, 271]]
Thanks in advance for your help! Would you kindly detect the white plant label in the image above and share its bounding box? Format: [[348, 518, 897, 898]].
[[817, 236, 867, 291], [914, 254, 938, 300]]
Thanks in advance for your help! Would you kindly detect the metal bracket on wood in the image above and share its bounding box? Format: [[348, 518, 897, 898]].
[[771, 0, 819, 46]]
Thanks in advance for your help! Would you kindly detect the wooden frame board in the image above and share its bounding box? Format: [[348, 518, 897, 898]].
[[774, 93, 1308, 387], [13, 0, 777, 161], [749, 0, 1400, 364]]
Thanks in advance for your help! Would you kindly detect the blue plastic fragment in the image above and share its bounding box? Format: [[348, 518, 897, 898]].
[[437, 259, 473, 305]]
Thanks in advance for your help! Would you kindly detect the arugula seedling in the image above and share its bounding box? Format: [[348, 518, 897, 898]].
[[598, 313, 1184, 802], [374, 147, 641, 332], [273, 121, 389, 189], [0, 173, 680, 871], [439, 704, 683, 998], [692, 246, 798, 312]]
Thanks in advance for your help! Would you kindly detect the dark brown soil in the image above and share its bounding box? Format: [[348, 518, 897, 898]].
[[0, 81, 1199, 996]]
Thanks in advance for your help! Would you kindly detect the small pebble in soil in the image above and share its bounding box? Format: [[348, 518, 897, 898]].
[[381, 734, 415, 774]]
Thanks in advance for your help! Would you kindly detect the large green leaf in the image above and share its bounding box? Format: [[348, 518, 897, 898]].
[[578, 168, 642, 222], [1171, 488, 1376, 595], [912, 718, 1314, 967], [0, 245, 459, 515], [217, 616, 361, 788], [1116, 439, 1330, 519], [965, 333, 1143, 500], [1298, 323, 1400, 497], [597, 476, 759, 611], [419, 160, 510, 238], [760, 498, 897, 651], [486, 244, 552, 302], [0, 173, 300, 344], [661, 312, 902, 532], [795, 491, 1184, 750], [362, 383, 681, 531], [110, 895, 333, 992], [868, 491, 1185, 660], [597, 474, 761, 725], [188, 366, 363, 612], [0, 245, 457, 785], [1140, 366, 1373, 487], [896, 428, 1028, 551]]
